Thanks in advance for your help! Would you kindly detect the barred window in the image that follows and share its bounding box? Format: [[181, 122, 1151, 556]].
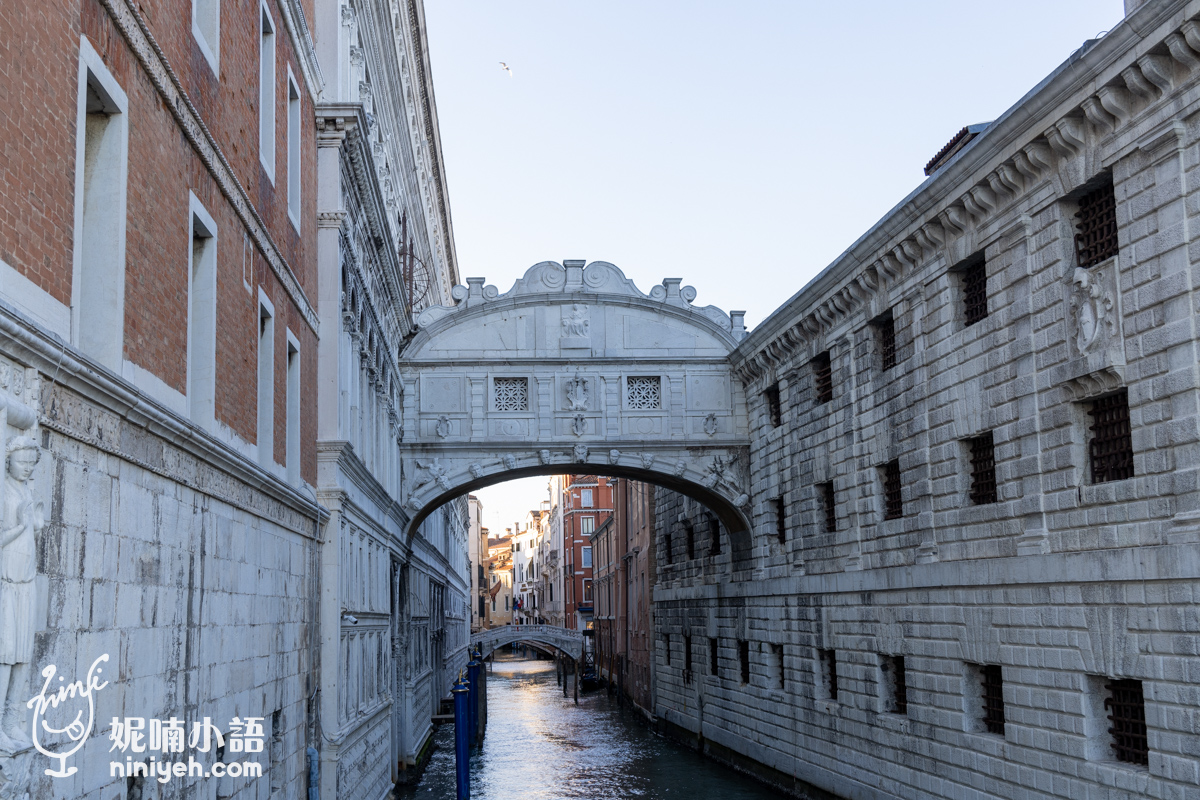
[[684, 520, 695, 560], [738, 640, 750, 684], [684, 635, 693, 684], [493, 377, 529, 411], [626, 376, 661, 410], [820, 482, 836, 533], [980, 664, 1005, 735], [820, 648, 838, 701], [960, 254, 988, 326], [1105, 679, 1148, 766], [883, 655, 908, 715], [709, 638, 719, 677], [664, 635, 671, 666], [772, 643, 785, 689], [764, 382, 782, 427], [706, 512, 721, 556], [882, 460, 903, 520], [772, 497, 787, 544], [969, 432, 998, 505], [813, 351, 833, 404], [1089, 391, 1134, 483], [875, 312, 896, 371], [1075, 180, 1119, 269]]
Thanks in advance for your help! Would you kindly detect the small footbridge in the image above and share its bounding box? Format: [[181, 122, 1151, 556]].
[[471, 624, 583, 660]]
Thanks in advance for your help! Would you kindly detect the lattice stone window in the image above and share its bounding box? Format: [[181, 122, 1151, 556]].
[[1075, 179, 1119, 268], [968, 432, 998, 505], [1104, 678, 1148, 766], [1089, 391, 1134, 483], [493, 377, 529, 411], [813, 351, 833, 405], [626, 376, 661, 410], [979, 664, 1006, 735]]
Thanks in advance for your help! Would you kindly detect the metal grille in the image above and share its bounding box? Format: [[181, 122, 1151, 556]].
[[963, 257, 988, 325], [980, 664, 1005, 735], [773, 497, 787, 544], [820, 649, 838, 701], [813, 352, 833, 404], [765, 383, 782, 427], [883, 460, 903, 520], [1075, 182, 1119, 268], [710, 638, 719, 677], [969, 432, 998, 505], [739, 640, 750, 684], [1089, 391, 1134, 483], [1105, 679, 1148, 765], [885, 655, 908, 715], [821, 482, 836, 533], [493, 377, 529, 411], [626, 376, 661, 410], [877, 314, 896, 371]]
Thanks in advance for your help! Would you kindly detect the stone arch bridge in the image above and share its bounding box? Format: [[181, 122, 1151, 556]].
[[471, 624, 584, 660], [396, 259, 753, 563]]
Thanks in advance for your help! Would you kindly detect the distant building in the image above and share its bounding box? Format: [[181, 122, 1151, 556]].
[[486, 535, 513, 627], [560, 475, 612, 630], [468, 496, 487, 632]]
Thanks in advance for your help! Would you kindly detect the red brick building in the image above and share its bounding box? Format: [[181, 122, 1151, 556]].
[[560, 474, 612, 630]]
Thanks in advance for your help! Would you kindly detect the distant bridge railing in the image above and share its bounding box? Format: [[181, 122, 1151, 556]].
[[471, 624, 583, 659]]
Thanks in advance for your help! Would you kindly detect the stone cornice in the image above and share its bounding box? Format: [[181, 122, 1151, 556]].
[[96, 0, 319, 332], [278, 0, 325, 102], [731, 0, 1200, 387]]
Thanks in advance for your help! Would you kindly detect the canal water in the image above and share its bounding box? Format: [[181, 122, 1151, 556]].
[[403, 653, 789, 800]]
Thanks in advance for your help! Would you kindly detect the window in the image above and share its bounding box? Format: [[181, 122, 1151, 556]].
[[772, 644, 785, 690], [968, 432, 998, 505], [882, 655, 908, 715], [979, 664, 1005, 735], [581, 546, 592, 568], [764, 382, 782, 427], [684, 520, 695, 560], [958, 252, 988, 326], [285, 334, 301, 484], [819, 482, 836, 533], [257, 296, 275, 468], [580, 489, 594, 508], [493, 377, 529, 411], [187, 196, 217, 430], [882, 460, 902, 520], [549, 584, 553, 602], [819, 649, 838, 701], [582, 579, 592, 603], [73, 40, 129, 372], [1089, 391, 1134, 483], [1075, 179, 1119, 268], [286, 71, 301, 227], [709, 638, 719, 677], [504, 596, 508, 611], [663, 526, 672, 565], [706, 512, 721, 556], [192, 0, 220, 73], [813, 352, 832, 405], [259, 3, 276, 179], [772, 497, 786, 544], [684, 635, 692, 683], [874, 311, 896, 372], [581, 516, 595, 535], [738, 640, 750, 684], [626, 376, 661, 409], [1103, 678, 1148, 766]]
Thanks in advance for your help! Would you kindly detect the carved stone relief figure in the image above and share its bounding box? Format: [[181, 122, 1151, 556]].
[[571, 415, 586, 437], [564, 372, 589, 411], [561, 304, 589, 339], [0, 437, 42, 754], [1071, 266, 1115, 354], [572, 445, 588, 462]]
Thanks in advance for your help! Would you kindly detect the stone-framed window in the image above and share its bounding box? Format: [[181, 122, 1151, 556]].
[[706, 511, 721, 556], [738, 640, 750, 684], [818, 649, 838, 701], [192, 0, 220, 73], [1074, 178, 1119, 268], [684, 634, 693, 684], [1088, 390, 1134, 483], [764, 382, 782, 427], [979, 664, 1005, 735], [819, 482, 836, 533], [771, 643, 785, 690], [188, 193, 218, 431], [709, 638, 719, 677], [967, 432, 998, 505], [257, 292, 275, 469], [881, 654, 908, 715], [772, 497, 787, 544], [813, 351, 833, 405], [285, 332, 301, 485], [1103, 679, 1148, 766], [493, 377, 529, 411], [873, 310, 897, 372], [626, 375, 661, 410], [664, 635, 671, 666], [955, 251, 988, 326], [881, 460, 903, 520], [684, 519, 695, 560], [259, 2, 276, 181], [286, 69, 301, 229]]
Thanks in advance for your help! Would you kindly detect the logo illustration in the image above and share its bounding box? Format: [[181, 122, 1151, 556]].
[[26, 654, 109, 777]]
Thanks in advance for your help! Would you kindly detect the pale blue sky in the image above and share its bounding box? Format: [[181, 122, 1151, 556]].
[[424, 0, 1125, 527]]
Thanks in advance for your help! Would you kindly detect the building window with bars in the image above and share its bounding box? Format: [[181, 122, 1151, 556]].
[[772, 497, 787, 544], [772, 644, 785, 689], [882, 655, 908, 715], [874, 311, 897, 372], [882, 460, 903, 520], [819, 649, 838, 701], [684, 635, 693, 684], [709, 638, 719, 677], [707, 512, 721, 557], [1088, 391, 1134, 483], [738, 640, 750, 684], [764, 382, 782, 427], [1075, 179, 1119, 268], [820, 482, 836, 533], [813, 351, 833, 405], [626, 376, 661, 410], [979, 664, 1005, 735], [968, 432, 998, 505], [684, 520, 695, 560], [958, 252, 988, 326], [664, 635, 671, 666], [493, 377, 529, 411], [1104, 678, 1148, 766]]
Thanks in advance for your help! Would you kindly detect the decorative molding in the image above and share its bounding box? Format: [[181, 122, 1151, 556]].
[[95, 0, 318, 332]]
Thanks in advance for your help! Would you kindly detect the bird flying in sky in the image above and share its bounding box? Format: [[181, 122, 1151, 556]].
[[499, 62, 513, 77]]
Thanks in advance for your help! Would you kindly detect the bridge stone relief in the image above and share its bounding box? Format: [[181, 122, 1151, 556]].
[[397, 259, 754, 560]]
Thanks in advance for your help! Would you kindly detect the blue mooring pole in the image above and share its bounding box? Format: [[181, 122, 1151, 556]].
[[452, 672, 470, 800], [467, 650, 481, 747]]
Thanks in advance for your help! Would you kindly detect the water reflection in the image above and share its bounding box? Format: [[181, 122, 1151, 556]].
[[405, 654, 788, 800]]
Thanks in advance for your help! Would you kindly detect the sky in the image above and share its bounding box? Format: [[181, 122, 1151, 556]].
[[423, 0, 1125, 529]]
